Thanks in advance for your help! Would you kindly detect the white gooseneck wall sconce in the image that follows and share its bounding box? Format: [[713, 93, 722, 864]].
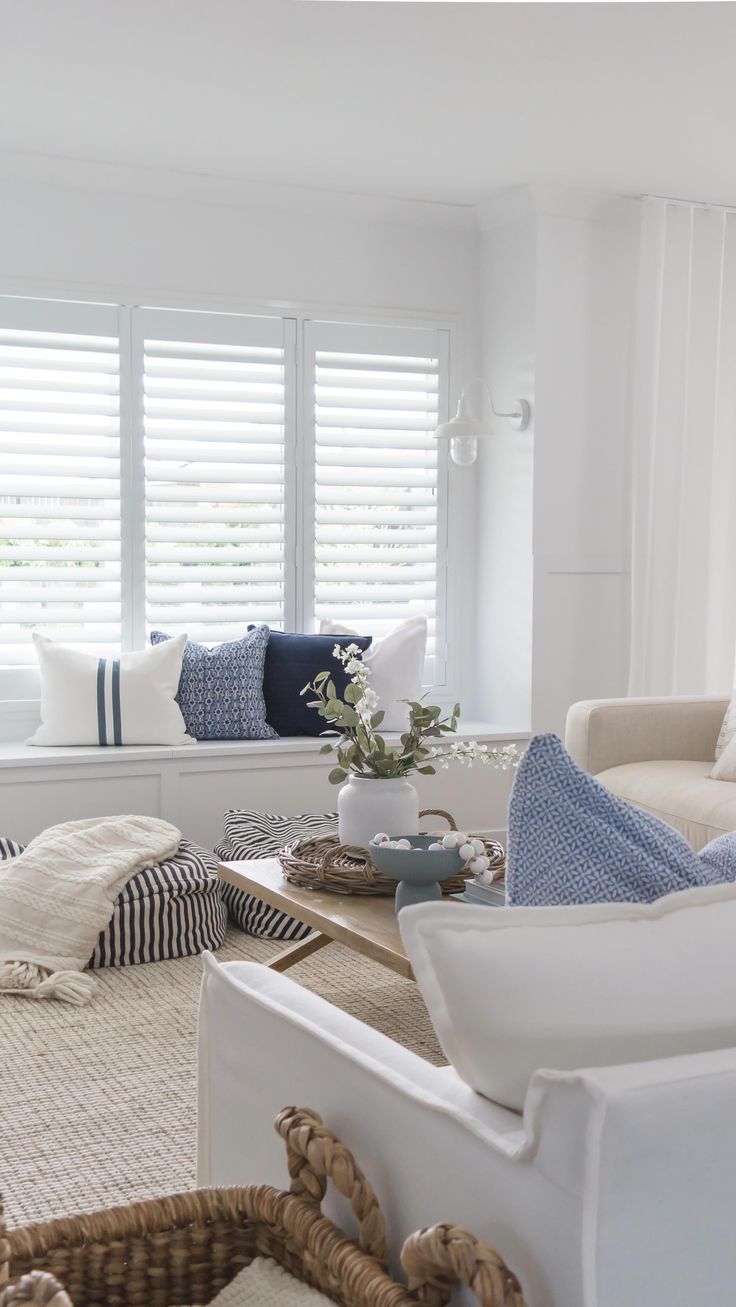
[[433, 378, 531, 466]]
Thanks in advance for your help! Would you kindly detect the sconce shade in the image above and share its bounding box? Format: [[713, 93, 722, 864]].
[[433, 393, 489, 442]]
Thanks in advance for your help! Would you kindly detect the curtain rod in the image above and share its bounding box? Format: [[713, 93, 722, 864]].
[[648, 194, 736, 214]]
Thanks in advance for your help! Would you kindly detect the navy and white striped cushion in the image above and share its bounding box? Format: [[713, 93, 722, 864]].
[[0, 837, 24, 860], [0, 835, 227, 967], [216, 810, 337, 940]]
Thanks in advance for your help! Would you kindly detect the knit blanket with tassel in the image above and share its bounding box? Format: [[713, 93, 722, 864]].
[[0, 814, 180, 1005]]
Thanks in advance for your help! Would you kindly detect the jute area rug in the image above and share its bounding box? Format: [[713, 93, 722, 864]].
[[0, 929, 444, 1228]]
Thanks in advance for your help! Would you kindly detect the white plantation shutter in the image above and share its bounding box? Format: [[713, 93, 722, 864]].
[[304, 321, 449, 682], [136, 309, 294, 644], [0, 297, 121, 667]]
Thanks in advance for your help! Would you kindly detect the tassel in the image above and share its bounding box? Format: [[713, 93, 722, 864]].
[[0, 960, 97, 1006]]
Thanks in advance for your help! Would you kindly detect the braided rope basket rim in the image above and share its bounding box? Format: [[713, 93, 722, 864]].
[[279, 809, 505, 897], [0, 1107, 527, 1307]]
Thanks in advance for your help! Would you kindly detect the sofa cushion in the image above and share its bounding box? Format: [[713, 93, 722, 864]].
[[597, 759, 736, 851], [400, 880, 736, 1110]]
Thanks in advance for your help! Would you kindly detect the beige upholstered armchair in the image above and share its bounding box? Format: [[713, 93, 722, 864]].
[[565, 696, 735, 850]]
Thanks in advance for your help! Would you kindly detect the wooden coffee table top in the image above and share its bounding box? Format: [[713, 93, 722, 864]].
[[219, 857, 414, 979]]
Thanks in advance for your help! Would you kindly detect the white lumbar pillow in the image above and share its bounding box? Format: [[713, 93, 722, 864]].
[[28, 633, 194, 747], [318, 616, 427, 731], [399, 884, 736, 1111]]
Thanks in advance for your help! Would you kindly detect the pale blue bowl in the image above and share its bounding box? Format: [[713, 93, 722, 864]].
[[368, 835, 464, 913]]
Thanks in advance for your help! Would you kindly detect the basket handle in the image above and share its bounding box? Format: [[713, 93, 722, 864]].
[[401, 1224, 527, 1306], [274, 1107, 388, 1265], [419, 809, 457, 831]]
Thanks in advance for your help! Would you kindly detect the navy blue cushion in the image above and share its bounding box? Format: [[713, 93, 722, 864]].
[[506, 732, 736, 906], [151, 625, 276, 741], [259, 630, 372, 737]]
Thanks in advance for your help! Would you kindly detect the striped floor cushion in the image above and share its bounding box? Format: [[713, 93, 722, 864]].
[[215, 810, 337, 940], [0, 836, 227, 968]]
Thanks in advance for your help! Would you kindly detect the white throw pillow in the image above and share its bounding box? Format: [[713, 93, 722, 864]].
[[399, 884, 736, 1111], [711, 730, 736, 779], [318, 616, 427, 731], [28, 634, 194, 747], [714, 699, 736, 762]]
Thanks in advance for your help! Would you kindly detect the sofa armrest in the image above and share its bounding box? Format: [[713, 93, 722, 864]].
[[564, 696, 729, 774], [528, 1048, 736, 1307]]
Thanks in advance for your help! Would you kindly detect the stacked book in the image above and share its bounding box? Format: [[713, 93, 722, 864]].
[[452, 877, 507, 908]]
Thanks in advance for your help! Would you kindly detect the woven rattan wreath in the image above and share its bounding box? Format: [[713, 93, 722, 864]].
[[279, 809, 505, 897]]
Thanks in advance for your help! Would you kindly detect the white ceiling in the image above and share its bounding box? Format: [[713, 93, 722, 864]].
[[1, 0, 735, 209]]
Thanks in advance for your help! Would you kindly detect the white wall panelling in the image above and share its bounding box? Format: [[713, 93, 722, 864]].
[[475, 187, 639, 736], [0, 730, 525, 848]]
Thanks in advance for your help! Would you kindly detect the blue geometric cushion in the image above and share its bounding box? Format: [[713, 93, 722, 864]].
[[151, 625, 276, 741], [506, 733, 736, 906], [258, 630, 372, 737]]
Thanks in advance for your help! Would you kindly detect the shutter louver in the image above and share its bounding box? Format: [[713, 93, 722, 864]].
[[308, 324, 448, 682], [140, 312, 289, 643], [0, 301, 121, 667]]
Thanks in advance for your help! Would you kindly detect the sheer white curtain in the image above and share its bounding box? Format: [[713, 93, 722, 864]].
[[629, 197, 736, 695]]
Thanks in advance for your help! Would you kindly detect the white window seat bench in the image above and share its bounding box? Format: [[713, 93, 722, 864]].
[[0, 724, 527, 848]]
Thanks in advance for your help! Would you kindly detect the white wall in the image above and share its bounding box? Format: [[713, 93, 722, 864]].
[[0, 172, 478, 318], [474, 187, 640, 737]]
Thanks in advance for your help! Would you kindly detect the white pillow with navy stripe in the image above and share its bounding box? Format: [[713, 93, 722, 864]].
[[28, 633, 194, 747]]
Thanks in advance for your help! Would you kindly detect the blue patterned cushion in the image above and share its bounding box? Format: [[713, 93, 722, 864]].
[[506, 733, 736, 905], [150, 625, 276, 741]]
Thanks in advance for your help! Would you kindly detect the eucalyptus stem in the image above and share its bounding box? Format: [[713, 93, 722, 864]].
[[300, 642, 521, 785]]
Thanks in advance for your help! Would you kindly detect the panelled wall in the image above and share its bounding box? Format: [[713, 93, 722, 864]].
[[475, 187, 639, 736]]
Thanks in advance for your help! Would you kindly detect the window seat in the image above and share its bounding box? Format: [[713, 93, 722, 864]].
[[0, 722, 527, 851], [0, 721, 527, 769]]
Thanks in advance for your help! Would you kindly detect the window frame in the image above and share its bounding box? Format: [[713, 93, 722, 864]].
[[0, 292, 458, 707]]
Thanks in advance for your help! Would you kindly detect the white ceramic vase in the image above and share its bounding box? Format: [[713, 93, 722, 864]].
[[337, 775, 420, 850]]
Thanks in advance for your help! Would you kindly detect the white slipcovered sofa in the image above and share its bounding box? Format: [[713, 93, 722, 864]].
[[197, 953, 736, 1307], [565, 694, 736, 850]]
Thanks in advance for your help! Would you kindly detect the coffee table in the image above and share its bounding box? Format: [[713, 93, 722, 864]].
[[218, 858, 414, 979]]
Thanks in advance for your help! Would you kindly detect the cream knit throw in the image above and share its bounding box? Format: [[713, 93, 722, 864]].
[[209, 1258, 331, 1307], [0, 814, 180, 1005]]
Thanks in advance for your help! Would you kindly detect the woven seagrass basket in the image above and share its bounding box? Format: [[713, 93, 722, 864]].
[[279, 809, 505, 897], [0, 1108, 527, 1307]]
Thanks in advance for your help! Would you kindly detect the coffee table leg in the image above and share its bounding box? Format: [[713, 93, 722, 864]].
[[266, 932, 332, 972]]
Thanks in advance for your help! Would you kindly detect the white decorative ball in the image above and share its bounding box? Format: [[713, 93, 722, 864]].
[[442, 833, 457, 849], [373, 832, 390, 845], [428, 842, 443, 852], [475, 855, 490, 871], [470, 838, 486, 856], [469, 856, 488, 873], [458, 842, 475, 861], [453, 832, 467, 846], [384, 840, 397, 849], [396, 838, 412, 850], [478, 867, 495, 886]]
